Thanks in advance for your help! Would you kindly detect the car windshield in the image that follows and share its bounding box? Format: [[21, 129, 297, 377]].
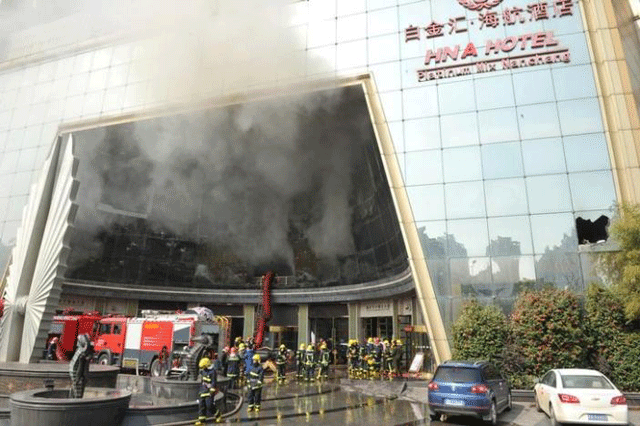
[[561, 375, 614, 389], [434, 366, 481, 383]]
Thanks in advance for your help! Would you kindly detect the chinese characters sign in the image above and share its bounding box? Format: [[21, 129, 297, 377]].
[[406, 0, 575, 81]]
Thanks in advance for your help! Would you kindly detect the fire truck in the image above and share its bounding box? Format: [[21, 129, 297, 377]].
[[92, 308, 228, 374], [47, 310, 103, 360]]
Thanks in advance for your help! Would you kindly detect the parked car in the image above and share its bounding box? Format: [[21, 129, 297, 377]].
[[534, 368, 628, 426], [428, 360, 511, 425]]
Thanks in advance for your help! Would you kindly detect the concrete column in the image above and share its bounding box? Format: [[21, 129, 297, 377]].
[[348, 303, 361, 342], [297, 304, 309, 347], [243, 305, 255, 339], [392, 299, 399, 340]]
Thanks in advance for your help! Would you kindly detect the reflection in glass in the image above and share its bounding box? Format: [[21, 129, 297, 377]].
[[530, 213, 577, 253], [522, 138, 566, 175], [450, 257, 492, 297], [492, 255, 536, 295], [481, 142, 523, 179], [427, 258, 449, 297], [517, 103, 561, 140], [441, 112, 478, 148], [447, 218, 489, 257], [535, 252, 583, 291], [407, 184, 445, 221], [477, 108, 520, 144], [526, 174, 572, 214], [569, 171, 616, 211], [563, 133, 610, 172], [558, 98, 604, 135], [442, 146, 482, 182], [445, 181, 486, 219], [485, 178, 528, 217], [417, 221, 447, 259], [403, 86, 439, 119], [6, 196, 28, 222], [405, 150, 443, 185], [488, 215, 534, 255]]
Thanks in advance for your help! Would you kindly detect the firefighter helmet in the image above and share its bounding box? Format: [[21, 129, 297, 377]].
[[300, 343, 305, 350], [307, 344, 314, 351], [252, 354, 261, 362], [367, 337, 373, 344], [383, 339, 389, 346], [238, 343, 246, 350], [279, 344, 286, 350], [320, 343, 327, 349], [199, 357, 212, 369], [395, 339, 402, 346]]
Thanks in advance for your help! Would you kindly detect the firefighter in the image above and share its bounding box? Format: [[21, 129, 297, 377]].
[[304, 344, 316, 382], [226, 347, 240, 389], [219, 346, 229, 377], [237, 343, 247, 387], [246, 354, 264, 412], [317, 342, 330, 380], [234, 336, 244, 348], [392, 339, 403, 377], [347, 339, 358, 379], [195, 357, 222, 425], [296, 343, 305, 380], [276, 344, 287, 384], [370, 338, 383, 380], [358, 340, 368, 379], [382, 340, 393, 380]]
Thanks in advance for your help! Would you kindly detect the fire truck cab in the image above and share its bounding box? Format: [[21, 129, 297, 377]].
[[93, 308, 226, 374]]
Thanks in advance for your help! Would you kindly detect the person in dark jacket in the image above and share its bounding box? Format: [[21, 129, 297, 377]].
[[246, 354, 264, 412]]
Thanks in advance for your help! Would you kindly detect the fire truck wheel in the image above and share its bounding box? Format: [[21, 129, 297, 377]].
[[97, 352, 112, 365]]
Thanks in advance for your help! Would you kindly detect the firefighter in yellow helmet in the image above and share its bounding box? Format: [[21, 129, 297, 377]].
[[276, 344, 287, 384], [304, 344, 316, 382], [296, 343, 306, 380], [195, 357, 222, 425], [318, 342, 330, 380], [247, 354, 264, 412]]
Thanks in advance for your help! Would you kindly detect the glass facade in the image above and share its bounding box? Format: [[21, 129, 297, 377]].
[[64, 86, 408, 289], [0, 0, 626, 335]]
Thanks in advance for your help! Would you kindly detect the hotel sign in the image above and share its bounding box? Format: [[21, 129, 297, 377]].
[[405, 0, 575, 82]]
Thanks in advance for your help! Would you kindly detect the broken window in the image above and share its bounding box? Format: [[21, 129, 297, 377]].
[[576, 215, 609, 244]]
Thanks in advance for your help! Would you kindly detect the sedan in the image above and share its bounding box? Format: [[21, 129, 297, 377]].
[[534, 368, 628, 425]]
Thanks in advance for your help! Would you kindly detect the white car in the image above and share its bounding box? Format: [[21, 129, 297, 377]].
[[534, 368, 628, 425]]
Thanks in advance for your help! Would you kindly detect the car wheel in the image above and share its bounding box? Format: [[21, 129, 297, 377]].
[[506, 391, 512, 411], [549, 404, 561, 426], [97, 352, 111, 365], [485, 400, 497, 425], [534, 392, 542, 412], [150, 358, 162, 377]]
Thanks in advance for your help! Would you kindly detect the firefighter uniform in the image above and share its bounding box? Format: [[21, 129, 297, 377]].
[[226, 348, 240, 389], [304, 344, 316, 382], [195, 358, 221, 425], [247, 354, 264, 412], [383, 340, 393, 379], [276, 344, 287, 383], [347, 340, 359, 378], [296, 343, 305, 379], [318, 343, 330, 380]]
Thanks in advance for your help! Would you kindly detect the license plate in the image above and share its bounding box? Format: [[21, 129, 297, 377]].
[[444, 399, 464, 406], [587, 414, 607, 421]]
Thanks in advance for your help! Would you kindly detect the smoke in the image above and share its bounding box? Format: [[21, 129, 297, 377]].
[[72, 87, 366, 277]]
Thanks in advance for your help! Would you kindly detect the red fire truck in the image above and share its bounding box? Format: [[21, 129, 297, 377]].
[[47, 310, 103, 360], [92, 308, 227, 374]]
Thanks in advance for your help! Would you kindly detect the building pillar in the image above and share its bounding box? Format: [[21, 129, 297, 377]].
[[243, 305, 255, 339], [348, 303, 361, 342], [392, 299, 399, 340], [297, 304, 309, 347]]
